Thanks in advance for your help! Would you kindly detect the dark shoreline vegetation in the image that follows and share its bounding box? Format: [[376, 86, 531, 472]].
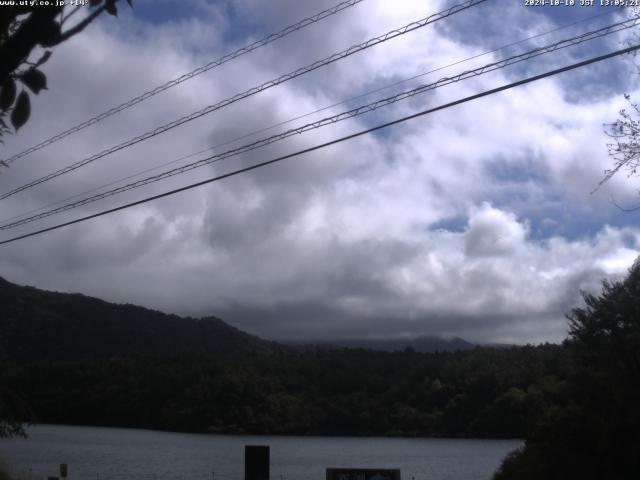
[[1, 344, 565, 439], [1, 261, 640, 479]]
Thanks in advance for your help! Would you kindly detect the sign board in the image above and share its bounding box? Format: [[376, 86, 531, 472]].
[[326, 468, 401, 480]]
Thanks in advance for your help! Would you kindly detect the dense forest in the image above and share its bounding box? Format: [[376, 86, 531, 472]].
[[0, 344, 565, 438]]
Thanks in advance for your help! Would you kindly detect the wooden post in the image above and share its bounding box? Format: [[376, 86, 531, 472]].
[[245, 445, 269, 480]]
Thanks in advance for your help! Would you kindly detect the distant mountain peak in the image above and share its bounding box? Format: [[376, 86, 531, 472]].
[[289, 335, 476, 353]]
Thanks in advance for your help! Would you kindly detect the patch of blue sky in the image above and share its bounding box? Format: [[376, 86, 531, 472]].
[[127, 0, 258, 45], [355, 99, 439, 145], [485, 154, 550, 184], [418, 182, 636, 255], [437, 0, 634, 101], [486, 185, 640, 241], [535, 1, 627, 24], [426, 160, 640, 243], [560, 53, 635, 103], [542, 204, 640, 241], [439, 0, 626, 49], [310, 80, 436, 144], [425, 208, 566, 241], [128, 0, 205, 25], [429, 215, 468, 233]]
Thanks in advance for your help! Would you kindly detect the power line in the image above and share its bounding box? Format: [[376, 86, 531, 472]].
[[2, 15, 635, 231], [1, 0, 365, 166], [0, 0, 489, 201], [1, 43, 637, 247], [1, 7, 616, 227]]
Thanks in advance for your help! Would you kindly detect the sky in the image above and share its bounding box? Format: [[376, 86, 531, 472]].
[[1, 0, 640, 344]]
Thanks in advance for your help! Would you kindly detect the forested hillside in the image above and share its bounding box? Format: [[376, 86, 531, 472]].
[[0, 277, 277, 361]]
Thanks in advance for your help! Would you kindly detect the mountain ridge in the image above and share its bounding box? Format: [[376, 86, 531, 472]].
[[1, 276, 485, 361], [0, 276, 278, 361], [288, 335, 477, 353]]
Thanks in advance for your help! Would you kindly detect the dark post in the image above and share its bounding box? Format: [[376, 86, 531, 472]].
[[245, 445, 270, 480], [326, 468, 401, 480]]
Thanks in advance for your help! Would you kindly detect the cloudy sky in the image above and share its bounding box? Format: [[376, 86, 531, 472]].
[[2, 0, 640, 344]]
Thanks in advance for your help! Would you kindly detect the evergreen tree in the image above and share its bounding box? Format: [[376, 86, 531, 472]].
[[494, 260, 640, 479]]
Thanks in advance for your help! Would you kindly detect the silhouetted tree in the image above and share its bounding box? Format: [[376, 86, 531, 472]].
[[494, 259, 640, 480], [601, 94, 640, 199], [0, 0, 131, 144], [598, 7, 640, 201]]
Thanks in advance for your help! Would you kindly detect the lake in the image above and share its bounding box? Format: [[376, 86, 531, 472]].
[[0, 425, 521, 480]]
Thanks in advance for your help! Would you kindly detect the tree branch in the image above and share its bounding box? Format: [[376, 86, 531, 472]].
[[61, 5, 83, 26], [55, 4, 107, 44]]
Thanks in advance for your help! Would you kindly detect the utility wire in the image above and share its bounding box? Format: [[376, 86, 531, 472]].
[[1, 16, 636, 231], [1, 43, 638, 247], [0, 0, 488, 201], [0, 7, 616, 227], [1, 0, 365, 165]]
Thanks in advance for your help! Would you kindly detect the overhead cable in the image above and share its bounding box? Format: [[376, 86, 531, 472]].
[[1, 16, 636, 230], [1, 0, 365, 165], [0, 0, 488, 201], [1, 7, 615, 227], [1, 43, 638, 247]]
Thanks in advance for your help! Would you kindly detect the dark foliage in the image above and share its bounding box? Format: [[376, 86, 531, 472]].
[[493, 260, 640, 480], [0, 344, 567, 439], [0, 386, 30, 438], [0, 277, 278, 361], [0, 1, 130, 139]]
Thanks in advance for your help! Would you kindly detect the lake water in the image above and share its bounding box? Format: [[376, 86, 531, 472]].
[[0, 425, 521, 480]]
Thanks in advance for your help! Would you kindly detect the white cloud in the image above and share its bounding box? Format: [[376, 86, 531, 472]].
[[1, 0, 639, 344], [464, 203, 527, 257]]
